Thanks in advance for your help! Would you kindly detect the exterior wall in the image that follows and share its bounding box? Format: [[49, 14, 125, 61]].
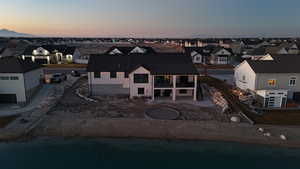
[[89, 72, 129, 88], [72, 49, 81, 61], [255, 73, 300, 99], [129, 67, 152, 98], [0, 73, 26, 104], [191, 51, 203, 64], [234, 61, 257, 91], [24, 68, 44, 100]]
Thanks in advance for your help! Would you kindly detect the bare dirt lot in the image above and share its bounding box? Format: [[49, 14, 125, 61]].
[[40, 78, 230, 131]]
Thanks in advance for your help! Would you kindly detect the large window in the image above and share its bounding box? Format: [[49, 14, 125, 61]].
[[138, 88, 145, 95], [268, 79, 276, 86], [110, 72, 117, 78], [289, 77, 297, 86], [0, 76, 9, 80], [10, 77, 19, 80], [134, 74, 149, 83], [94, 72, 101, 78]]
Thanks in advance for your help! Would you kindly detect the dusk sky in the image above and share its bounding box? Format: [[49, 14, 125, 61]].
[[1, 0, 300, 37]]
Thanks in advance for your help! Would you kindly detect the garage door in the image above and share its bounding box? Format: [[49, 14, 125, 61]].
[[35, 58, 48, 65], [0, 94, 17, 103]]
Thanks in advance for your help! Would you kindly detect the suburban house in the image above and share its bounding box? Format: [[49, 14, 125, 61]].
[[279, 43, 299, 54], [87, 53, 199, 101], [105, 46, 156, 55], [0, 57, 44, 105], [22, 45, 81, 64], [210, 47, 233, 65], [241, 45, 289, 60], [184, 47, 211, 64], [184, 46, 233, 65], [234, 55, 300, 108]]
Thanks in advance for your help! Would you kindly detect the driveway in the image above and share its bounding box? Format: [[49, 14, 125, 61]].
[[0, 85, 54, 117]]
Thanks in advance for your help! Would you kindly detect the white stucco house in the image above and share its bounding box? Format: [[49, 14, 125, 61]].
[[0, 57, 44, 105], [234, 55, 300, 108], [87, 53, 199, 101], [22, 45, 81, 64]]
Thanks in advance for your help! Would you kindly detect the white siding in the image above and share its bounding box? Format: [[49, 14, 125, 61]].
[[89, 72, 129, 88], [234, 61, 256, 90], [24, 68, 43, 91], [0, 73, 26, 103], [129, 67, 152, 98]]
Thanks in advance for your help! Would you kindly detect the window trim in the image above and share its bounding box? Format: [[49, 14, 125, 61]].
[[268, 79, 277, 87], [134, 74, 149, 84], [289, 77, 297, 86]]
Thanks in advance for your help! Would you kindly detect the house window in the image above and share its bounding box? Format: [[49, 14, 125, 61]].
[[138, 88, 145, 95], [179, 90, 188, 94], [242, 75, 246, 81], [125, 72, 129, 78], [94, 72, 101, 78], [134, 74, 149, 83], [268, 79, 276, 86], [110, 72, 117, 78], [0, 76, 9, 80], [10, 77, 19, 80], [289, 77, 297, 86]]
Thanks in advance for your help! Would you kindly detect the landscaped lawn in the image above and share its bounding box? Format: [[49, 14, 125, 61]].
[[0, 115, 18, 128]]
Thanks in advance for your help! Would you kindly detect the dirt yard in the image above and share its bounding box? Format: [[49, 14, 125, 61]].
[[39, 78, 231, 131]]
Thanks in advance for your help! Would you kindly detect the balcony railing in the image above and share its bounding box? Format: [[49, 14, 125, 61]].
[[154, 82, 173, 88]]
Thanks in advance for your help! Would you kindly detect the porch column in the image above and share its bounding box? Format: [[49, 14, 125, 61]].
[[172, 75, 176, 101], [193, 75, 198, 101], [152, 75, 155, 101]]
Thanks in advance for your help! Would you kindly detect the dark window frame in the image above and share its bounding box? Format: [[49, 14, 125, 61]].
[[110, 72, 117, 78], [94, 72, 101, 78], [138, 88, 145, 95], [134, 74, 149, 83]]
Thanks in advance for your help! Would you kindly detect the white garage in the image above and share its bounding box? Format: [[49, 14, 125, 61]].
[[0, 57, 44, 105]]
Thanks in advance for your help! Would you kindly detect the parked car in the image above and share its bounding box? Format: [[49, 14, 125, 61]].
[[71, 70, 81, 77], [51, 73, 67, 83]]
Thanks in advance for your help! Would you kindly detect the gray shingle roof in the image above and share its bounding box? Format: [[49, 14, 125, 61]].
[[87, 53, 198, 75], [0, 57, 42, 73], [247, 55, 300, 73]]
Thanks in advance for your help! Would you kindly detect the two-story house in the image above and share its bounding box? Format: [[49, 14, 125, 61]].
[[184, 46, 233, 65], [22, 45, 81, 64], [87, 53, 199, 101], [235, 55, 300, 108]]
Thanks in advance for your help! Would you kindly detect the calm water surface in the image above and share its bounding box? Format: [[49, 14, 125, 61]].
[[0, 138, 300, 169]]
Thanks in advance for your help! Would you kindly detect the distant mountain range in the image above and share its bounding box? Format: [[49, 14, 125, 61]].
[[0, 29, 34, 37]]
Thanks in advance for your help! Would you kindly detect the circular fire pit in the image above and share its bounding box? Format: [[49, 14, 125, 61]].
[[145, 107, 181, 120]]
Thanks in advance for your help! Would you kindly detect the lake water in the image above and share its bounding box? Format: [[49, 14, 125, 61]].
[[0, 138, 300, 169]]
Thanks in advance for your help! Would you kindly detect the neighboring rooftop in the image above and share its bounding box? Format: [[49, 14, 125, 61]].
[[0, 57, 42, 73], [247, 55, 300, 73]]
